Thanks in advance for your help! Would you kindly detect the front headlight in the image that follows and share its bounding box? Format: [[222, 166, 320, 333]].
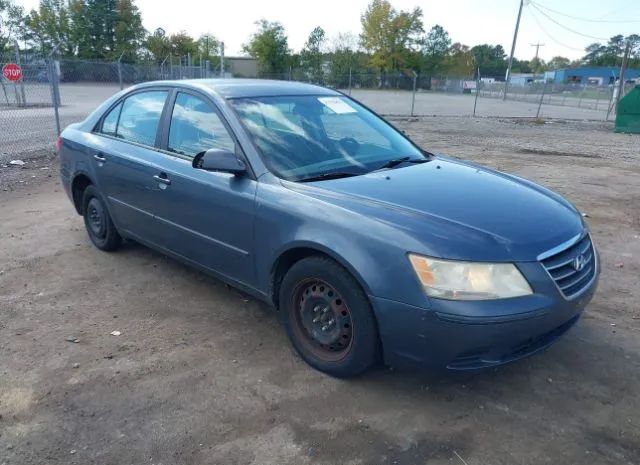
[[408, 254, 533, 300]]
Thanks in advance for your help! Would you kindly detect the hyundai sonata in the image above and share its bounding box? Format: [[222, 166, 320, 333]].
[[58, 79, 599, 377]]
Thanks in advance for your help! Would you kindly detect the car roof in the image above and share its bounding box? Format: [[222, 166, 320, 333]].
[[138, 79, 341, 99]]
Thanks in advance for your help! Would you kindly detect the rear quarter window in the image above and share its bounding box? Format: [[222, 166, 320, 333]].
[[100, 102, 122, 136]]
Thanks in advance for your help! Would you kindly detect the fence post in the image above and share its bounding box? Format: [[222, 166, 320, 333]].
[[160, 55, 169, 79], [606, 86, 616, 121], [219, 41, 225, 77], [536, 80, 548, 119], [410, 71, 417, 116], [473, 67, 480, 117], [47, 46, 61, 136], [117, 52, 125, 90], [13, 40, 27, 107], [577, 85, 585, 108]]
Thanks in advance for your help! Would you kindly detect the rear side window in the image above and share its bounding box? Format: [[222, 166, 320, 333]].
[[168, 92, 235, 157], [104, 91, 168, 146]]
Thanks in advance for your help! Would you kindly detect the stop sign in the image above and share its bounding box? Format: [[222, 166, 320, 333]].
[[2, 63, 23, 82]]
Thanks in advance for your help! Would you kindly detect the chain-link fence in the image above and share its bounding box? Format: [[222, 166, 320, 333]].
[[1, 55, 225, 160], [1, 47, 60, 163], [2, 55, 637, 162], [253, 70, 635, 120]]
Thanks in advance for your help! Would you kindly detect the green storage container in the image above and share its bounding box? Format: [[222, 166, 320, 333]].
[[615, 84, 640, 134]]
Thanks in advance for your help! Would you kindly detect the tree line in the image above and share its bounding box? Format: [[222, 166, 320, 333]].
[[1, 0, 639, 80]]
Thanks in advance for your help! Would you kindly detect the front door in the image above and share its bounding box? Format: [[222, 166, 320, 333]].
[[149, 91, 258, 287]]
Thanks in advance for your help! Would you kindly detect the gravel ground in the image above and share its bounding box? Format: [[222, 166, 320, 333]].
[[1, 116, 639, 465]]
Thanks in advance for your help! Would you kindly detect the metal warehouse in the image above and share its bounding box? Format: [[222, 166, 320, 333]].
[[544, 67, 640, 86]]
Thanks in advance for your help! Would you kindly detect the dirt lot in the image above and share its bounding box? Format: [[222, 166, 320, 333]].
[[1, 116, 639, 465]]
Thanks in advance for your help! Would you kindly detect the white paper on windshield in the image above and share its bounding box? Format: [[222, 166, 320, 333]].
[[318, 97, 357, 114]]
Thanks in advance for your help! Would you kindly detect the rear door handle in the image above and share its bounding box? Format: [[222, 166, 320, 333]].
[[153, 174, 171, 186], [93, 153, 106, 163]]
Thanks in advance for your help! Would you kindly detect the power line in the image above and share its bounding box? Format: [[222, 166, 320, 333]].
[[531, 1, 640, 23], [530, 4, 611, 41], [598, 1, 638, 19], [528, 8, 586, 53]]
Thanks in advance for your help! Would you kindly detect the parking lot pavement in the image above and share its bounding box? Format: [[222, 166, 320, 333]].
[[1, 117, 639, 465]]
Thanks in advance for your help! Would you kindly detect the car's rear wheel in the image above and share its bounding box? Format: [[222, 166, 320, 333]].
[[82, 185, 121, 251], [279, 256, 379, 377]]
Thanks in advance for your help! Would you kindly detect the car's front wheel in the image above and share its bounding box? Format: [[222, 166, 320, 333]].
[[82, 185, 122, 251], [279, 256, 379, 377]]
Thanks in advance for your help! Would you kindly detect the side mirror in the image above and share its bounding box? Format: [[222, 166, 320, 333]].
[[193, 148, 247, 175]]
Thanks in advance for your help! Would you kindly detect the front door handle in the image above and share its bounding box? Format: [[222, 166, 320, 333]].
[[153, 173, 171, 186], [93, 153, 106, 163]]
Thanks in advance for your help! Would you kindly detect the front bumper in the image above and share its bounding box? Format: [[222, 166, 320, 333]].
[[371, 261, 599, 370]]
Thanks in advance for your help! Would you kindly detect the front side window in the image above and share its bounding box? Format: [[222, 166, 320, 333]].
[[115, 91, 168, 146], [229, 95, 425, 181], [168, 92, 235, 157]]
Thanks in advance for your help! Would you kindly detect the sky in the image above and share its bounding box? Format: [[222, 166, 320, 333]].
[[14, 0, 640, 60]]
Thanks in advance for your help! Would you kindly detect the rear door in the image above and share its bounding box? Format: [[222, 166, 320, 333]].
[[149, 90, 258, 286], [91, 89, 170, 244]]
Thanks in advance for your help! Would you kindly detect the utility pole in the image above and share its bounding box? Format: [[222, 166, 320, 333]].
[[504, 0, 525, 100], [530, 42, 545, 61], [615, 40, 632, 113]]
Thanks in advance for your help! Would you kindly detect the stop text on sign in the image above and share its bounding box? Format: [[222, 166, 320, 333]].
[[2, 63, 23, 82]]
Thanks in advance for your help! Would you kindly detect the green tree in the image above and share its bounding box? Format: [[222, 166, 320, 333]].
[[471, 44, 507, 77], [421, 24, 450, 73], [197, 33, 219, 60], [359, 0, 424, 73], [113, 0, 145, 62], [0, 0, 26, 54], [300, 26, 326, 82], [169, 31, 198, 59], [196, 33, 225, 70], [441, 42, 474, 76], [84, 0, 118, 59], [242, 19, 290, 75], [582, 34, 639, 67], [143, 27, 171, 63], [547, 56, 571, 70], [23, 0, 72, 55], [67, 0, 91, 57]]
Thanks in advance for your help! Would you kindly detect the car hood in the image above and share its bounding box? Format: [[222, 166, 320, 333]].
[[283, 157, 585, 262]]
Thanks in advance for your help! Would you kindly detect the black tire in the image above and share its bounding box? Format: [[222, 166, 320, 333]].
[[279, 256, 379, 377], [82, 185, 122, 252]]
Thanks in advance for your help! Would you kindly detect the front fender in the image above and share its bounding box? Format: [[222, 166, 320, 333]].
[[253, 180, 431, 309]]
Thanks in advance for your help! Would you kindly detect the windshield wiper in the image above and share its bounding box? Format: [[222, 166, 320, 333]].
[[296, 171, 360, 183], [374, 156, 428, 171]]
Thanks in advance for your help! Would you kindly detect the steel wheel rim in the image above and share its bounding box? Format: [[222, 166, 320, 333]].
[[87, 198, 106, 239], [291, 278, 354, 362]]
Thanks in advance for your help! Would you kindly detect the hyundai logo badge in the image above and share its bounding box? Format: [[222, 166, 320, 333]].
[[573, 254, 587, 272]]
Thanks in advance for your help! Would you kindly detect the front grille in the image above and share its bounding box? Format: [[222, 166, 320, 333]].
[[541, 234, 596, 299]]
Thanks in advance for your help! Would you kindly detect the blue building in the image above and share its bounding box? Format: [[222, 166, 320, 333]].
[[545, 67, 640, 86]]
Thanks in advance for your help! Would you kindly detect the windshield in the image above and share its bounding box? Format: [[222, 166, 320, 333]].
[[229, 95, 426, 181]]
